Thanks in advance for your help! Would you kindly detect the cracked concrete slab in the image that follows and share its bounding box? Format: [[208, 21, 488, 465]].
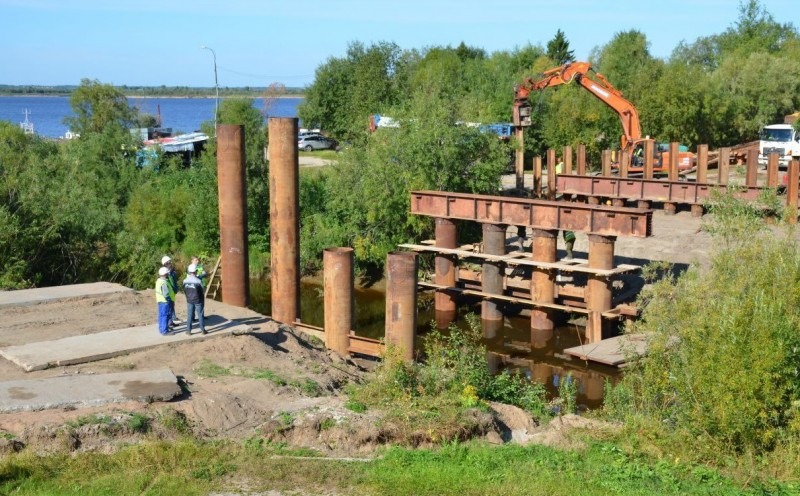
[[0, 369, 181, 413], [0, 282, 133, 309]]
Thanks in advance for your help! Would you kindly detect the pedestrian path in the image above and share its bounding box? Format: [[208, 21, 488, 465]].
[[0, 282, 132, 308], [0, 369, 181, 413], [0, 318, 252, 372]]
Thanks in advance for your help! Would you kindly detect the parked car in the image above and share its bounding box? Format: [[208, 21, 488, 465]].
[[298, 134, 337, 151]]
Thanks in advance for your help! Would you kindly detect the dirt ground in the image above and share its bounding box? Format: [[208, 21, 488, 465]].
[[0, 166, 789, 457]]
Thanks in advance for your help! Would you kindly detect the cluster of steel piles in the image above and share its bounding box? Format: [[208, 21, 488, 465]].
[[408, 191, 652, 344], [523, 143, 800, 222]]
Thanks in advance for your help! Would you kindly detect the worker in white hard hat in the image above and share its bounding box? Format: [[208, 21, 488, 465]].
[[183, 263, 206, 335], [161, 256, 182, 327], [155, 266, 172, 335]]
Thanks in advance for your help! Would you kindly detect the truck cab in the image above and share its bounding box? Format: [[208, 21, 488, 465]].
[[759, 124, 799, 167]]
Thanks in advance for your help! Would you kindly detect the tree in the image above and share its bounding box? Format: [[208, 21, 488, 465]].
[[546, 29, 575, 65], [64, 79, 137, 136]]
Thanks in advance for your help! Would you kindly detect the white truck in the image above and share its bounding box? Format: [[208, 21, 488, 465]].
[[759, 123, 800, 167]]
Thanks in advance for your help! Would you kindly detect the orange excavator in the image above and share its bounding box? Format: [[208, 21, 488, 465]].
[[512, 61, 695, 173]]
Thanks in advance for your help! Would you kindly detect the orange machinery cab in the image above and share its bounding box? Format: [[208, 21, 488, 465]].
[[626, 139, 696, 174]]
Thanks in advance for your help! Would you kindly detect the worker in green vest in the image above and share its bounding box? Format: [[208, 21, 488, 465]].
[[155, 266, 172, 335], [563, 230, 576, 259]]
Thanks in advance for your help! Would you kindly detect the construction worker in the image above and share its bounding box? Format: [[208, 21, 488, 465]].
[[155, 266, 172, 335], [161, 256, 181, 326], [183, 264, 206, 335], [191, 256, 206, 287], [563, 230, 576, 259]]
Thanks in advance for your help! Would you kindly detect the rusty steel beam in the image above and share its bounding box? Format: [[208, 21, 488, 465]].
[[718, 147, 730, 185], [533, 156, 542, 197], [586, 234, 615, 343], [385, 251, 418, 361], [269, 117, 300, 324], [410, 191, 651, 238], [577, 144, 586, 176], [482, 223, 505, 322], [644, 140, 654, 180], [563, 145, 573, 176], [216, 124, 249, 307], [323, 247, 354, 356], [515, 127, 525, 190], [696, 144, 708, 184], [547, 148, 556, 199], [434, 217, 457, 327], [530, 229, 556, 331], [668, 142, 679, 181], [601, 150, 611, 176], [767, 153, 779, 188], [746, 149, 758, 187], [557, 175, 767, 204], [789, 159, 799, 225]]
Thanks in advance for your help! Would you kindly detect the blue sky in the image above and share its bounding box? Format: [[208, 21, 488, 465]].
[[1, 0, 795, 88]]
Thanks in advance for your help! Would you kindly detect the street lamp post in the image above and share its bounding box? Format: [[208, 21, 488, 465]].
[[200, 45, 219, 135]]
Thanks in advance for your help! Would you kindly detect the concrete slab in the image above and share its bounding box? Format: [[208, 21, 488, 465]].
[[563, 333, 651, 367], [0, 282, 133, 309], [0, 369, 181, 413], [0, 319, 253, 372]]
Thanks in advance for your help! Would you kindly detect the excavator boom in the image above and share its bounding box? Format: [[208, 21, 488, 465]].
[[514, 62, 642, 153]]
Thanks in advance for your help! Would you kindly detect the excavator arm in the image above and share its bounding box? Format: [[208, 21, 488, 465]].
[[514, 62, 642, 153]]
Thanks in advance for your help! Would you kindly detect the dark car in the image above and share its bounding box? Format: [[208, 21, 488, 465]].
[[298, 135, 336, 151]]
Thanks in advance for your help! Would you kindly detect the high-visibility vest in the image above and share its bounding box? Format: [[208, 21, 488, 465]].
[[155, 277, 169, 303], [167, 272, 177, 300]]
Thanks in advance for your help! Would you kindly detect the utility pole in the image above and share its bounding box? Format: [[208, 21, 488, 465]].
[[200, 45, 219, 136]]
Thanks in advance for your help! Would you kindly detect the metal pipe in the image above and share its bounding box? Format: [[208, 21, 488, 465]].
[[563, 145, 573, 175], [530, 229, 556, 331], [515, 127, 525, 190], [586, 234, 615, 342], [482, 223, 505, 322], [718, 147, 730, 185], [788, 158, 799, 225], [547, 148, 556, 199], [696, 144, 708, 183], [577, 144, 586, 176], [385, 251, 418, 361], [216, 124, 249, 307], [601, 150, 611, 177], [767, 152, 779, 188], [268, 117, 300, 324], [746, 149, 759, 186], [434, 217, 457, 327], [644, 140, 654, 180], [669, 142, 679, 181], [323, 247, 354, 355], [533, 156, 542, 197]]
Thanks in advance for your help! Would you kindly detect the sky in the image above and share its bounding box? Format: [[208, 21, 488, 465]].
[[1, 0, 796, 88]]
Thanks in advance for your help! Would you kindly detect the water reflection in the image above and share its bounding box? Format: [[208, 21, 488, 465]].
[[248, 277, 619, 409]]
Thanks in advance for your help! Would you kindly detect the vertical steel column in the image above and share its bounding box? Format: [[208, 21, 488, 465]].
[[216, 124, 249, 307], [586, 234, 615, 343], [385, 251, 418, 361], [767, 153, 779, 188], [619, 150, 629, 179], [788, 159, 799, 225], [533, 156, 542, 198], [515, 127, 525, 190], [547, 148, 556, 199], [746, 149, 759, 187], [696, 144, 708, 183], [434, 217, 457, 327], [718, 147, 730, 185], [644, 140, 654, 179], [323, 247, 353, 355], [577, 144, 586, 176], [563, 145, 573, 175], [601, 150, 611, 176], [268, 117, 300, 324], [668, 142, 679, 181], [482, 223, 505, 323], [530, 229, 556, 331]]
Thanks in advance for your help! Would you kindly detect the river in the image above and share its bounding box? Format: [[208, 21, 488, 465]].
[[0, 95, 303, 138]]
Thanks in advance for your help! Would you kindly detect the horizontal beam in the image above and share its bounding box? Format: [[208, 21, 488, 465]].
[[293, 322, 384, 357], [410, 191, 652, 238], [399, 243, 640, 277], [557, 175, 768, 203]]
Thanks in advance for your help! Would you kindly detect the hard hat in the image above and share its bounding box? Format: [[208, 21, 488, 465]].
[[159, 267, 169, 276], [161, 256, 171, 265], [188, 264, 197, 273]]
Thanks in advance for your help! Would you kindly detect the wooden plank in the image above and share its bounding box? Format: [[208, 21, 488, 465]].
[[399, 244, 640, 276], [563, 333, 651, 367], [417, 281, 590, 313]]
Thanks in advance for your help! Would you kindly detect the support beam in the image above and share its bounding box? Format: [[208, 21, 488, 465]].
[[269, 118, 300, 324], [577, 144, 586, 176], [668, 142, 679, 181], [533, 156, 542, 198], [746, 149, 758, 187], [586, 235, 615, 343], [601, 150, 611, 177], [410, 191, 652, 237], [644, 140, 654, 180], [482, 223, 506, 322], [323, 247, 353, 356], [619, 150, 629, 179], [434, 218, 457, 327], [547, 148, 557, 199], [789, 159, 799, 225], [767, 153, 779, 188], [530, 229, 556, 331], [563, 145, 573, 175], [385, 251, 418, 361], [718, 147, 730, 185], [696, 144, 708, 184], [216, 124, 249, 307], [515, 127, 525, 190]]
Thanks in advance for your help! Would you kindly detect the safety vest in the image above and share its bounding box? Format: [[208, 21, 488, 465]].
[[167, 272, 177, 300], [155, 277, 169, 303]]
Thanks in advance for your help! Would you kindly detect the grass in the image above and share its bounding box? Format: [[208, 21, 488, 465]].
[[299, 149, 338, 161], [0, 439, 787, 495], [193, 359, 323, 396]]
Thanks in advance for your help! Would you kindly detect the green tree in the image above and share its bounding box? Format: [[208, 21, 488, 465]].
[[64, 79, 137, 136], [546, 29, 575, 65]]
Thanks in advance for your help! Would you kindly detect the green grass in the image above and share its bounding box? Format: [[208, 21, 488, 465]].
[[0, 439, 787, 496], [299, 149, 338, 161]]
